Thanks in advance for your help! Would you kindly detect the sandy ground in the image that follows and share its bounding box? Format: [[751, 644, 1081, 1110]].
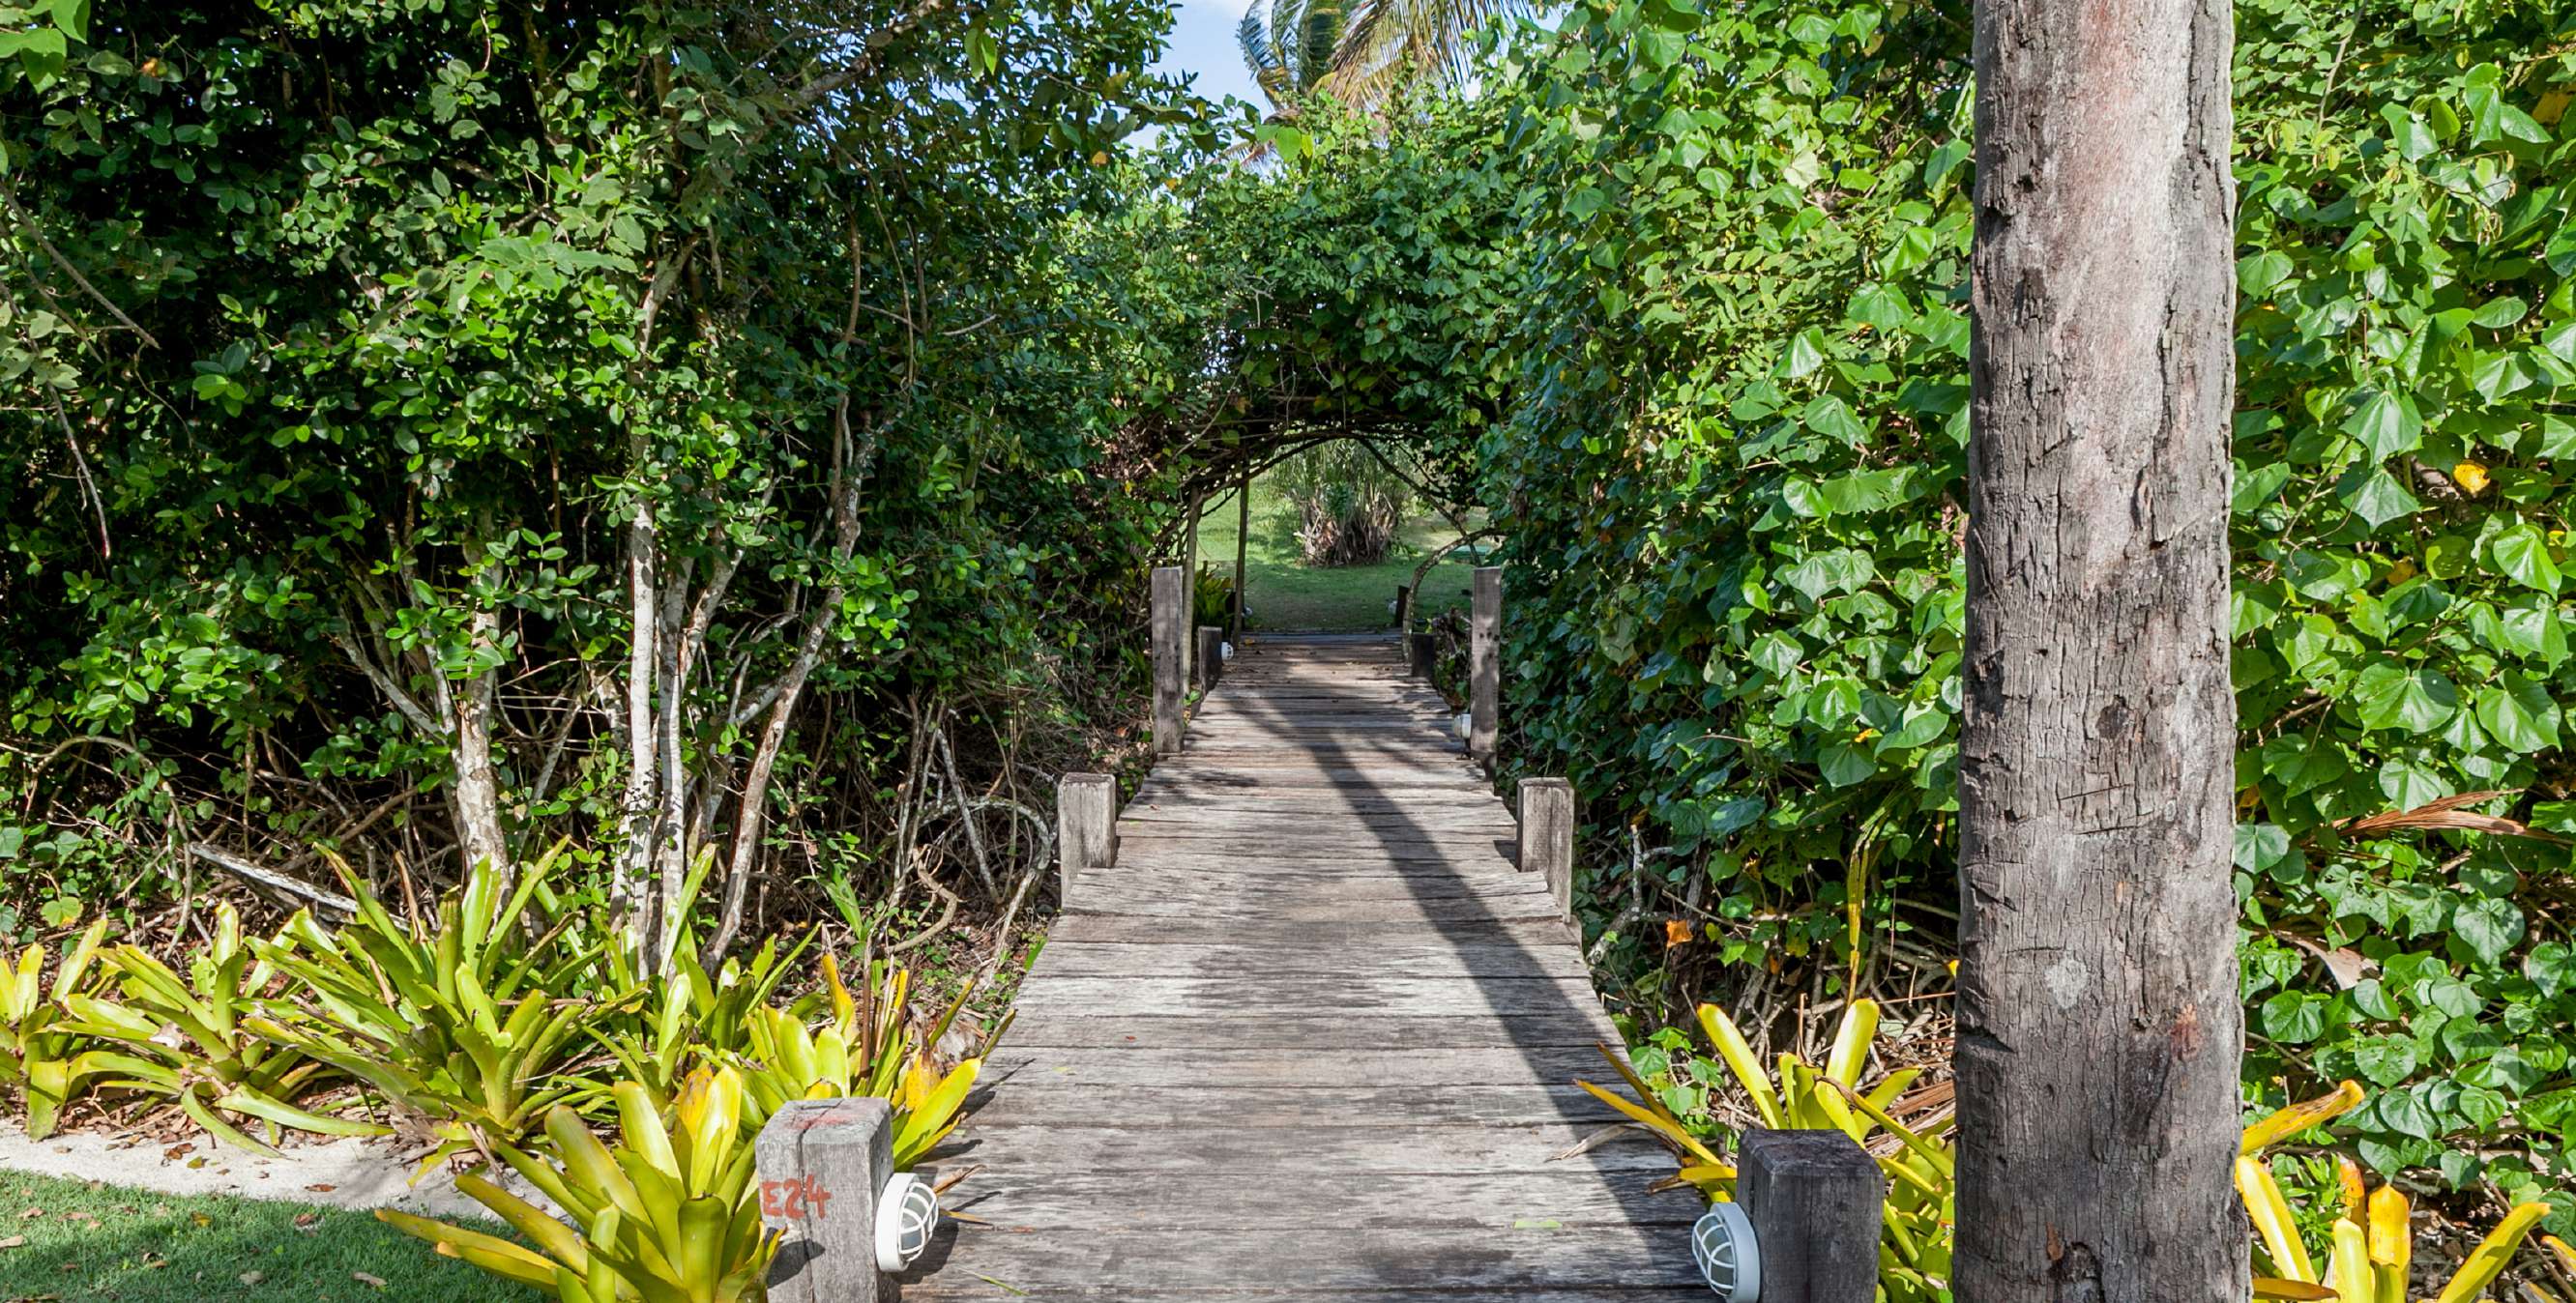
[[0, 1123, 554, 1220]]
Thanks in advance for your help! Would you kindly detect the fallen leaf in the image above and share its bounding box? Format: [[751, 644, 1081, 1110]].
[[352, 1271, 388, 1289], [0, 1234, 23, 1248], [305, 1183, 337, 1194], [293, 1212, 320, 1231], [1663, 918, 1691, 948], [239, 1270, 264, 1286], [190, 1212, 212, 1229], [15, 1208, 38, 1219]]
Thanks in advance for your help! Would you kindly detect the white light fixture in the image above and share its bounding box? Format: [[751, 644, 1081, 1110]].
[[875, 1172, 940, 1270], [1452, 710, 1472, 740], [1691, 1201, 1761, 1302], [1219, 641, 1235, 662]]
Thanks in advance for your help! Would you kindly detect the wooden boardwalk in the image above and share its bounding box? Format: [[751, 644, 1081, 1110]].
[[905, 633, 1696, 1299]]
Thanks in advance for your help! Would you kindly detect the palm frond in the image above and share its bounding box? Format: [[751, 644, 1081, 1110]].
[[1319, 0, 1527, 108]]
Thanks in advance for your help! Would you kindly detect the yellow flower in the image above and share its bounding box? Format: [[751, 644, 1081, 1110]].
[[2453, 460, 2490, 495]]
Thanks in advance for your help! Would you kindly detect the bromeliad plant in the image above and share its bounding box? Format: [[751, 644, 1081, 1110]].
[[2239, 1082, 2554, 1303], [735, 950, 981, 1169], [0, 919, 108, 1139], [65, 903, 386, 1154], [380, 1065, 780, 1303], [574, 857, 809, 1115], [249, 851, 608, 1172], [1580, 999, 1957, 1302]]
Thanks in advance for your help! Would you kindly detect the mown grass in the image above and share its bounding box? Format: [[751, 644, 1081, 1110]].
[[1192, 477, 1484, 631], [0, 1170, 534, 1303]]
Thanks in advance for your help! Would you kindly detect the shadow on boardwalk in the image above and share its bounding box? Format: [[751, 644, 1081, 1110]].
[[900, 633, 1698, 1299]]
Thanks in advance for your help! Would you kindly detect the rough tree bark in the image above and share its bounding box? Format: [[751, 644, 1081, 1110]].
[[1956, 0, 2244, 1297]]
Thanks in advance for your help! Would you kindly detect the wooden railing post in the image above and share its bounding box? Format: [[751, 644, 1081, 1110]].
[[1737, 1128, 1885, 1303], [1152, 565, 1185, 755], [1517, 777, 1573, 922], [757, 1098, 894, 1302], [1393, 583, 1411, 633], [1058, 772, 1116, 910], [1470, 565, 1501, 760], [1407, 630, 1435, 678], [1197, 625, 1224, 692]]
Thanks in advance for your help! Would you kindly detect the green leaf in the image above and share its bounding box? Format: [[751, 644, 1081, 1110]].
[[2450, 896, 2525, 967], [2260, 991, 2327, 1043], [2233, 823, 2290, 872], [2485, 522, 2561, 594], [1779, 330, 1825, 379], [1816, 741, 1875, 788], [2525, 942, 2575, 998], [2336, 465, 2418, 532], [2474, 674, 2561, 753], [2238, 251, 2294, 296], [2350, 663, 2458, 734], [2353, 1036, 2418, 1087], [2341, 390, 2422, 461]]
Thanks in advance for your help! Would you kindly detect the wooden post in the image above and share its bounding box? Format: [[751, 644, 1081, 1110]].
[[1737, 1128, 1885, 1303], [1196, 625, 1224, 692], [1057, 772, 1116, 910], [1151, 565, 1185, 755], [756, 1097, 894, 1303], [1407, 630, 1435, 678], [1182, 489, 1201, 688], [1231, 469, 1250, 646], [1469, 565, 1501, 760], [1393, 583, 1411, 634], [1517, 777, 1573, 922]]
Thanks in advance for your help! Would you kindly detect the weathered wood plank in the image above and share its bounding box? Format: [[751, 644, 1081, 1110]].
[[965, 1084, 1624, 1129], [1066, 894, 1566, 922], [984, 1044, 1615, 1086], [1028, 941, 1591, 980], [896, 1225, 1702, 1291], [924, 1122, 1667, 1174], [934, 1169, 1700, 1231], [998, 1011, 1620, 1051], [1007, 974, 1613, 1020], [1064, 872, 1540, 904], [1044, 913, 1578, 947]]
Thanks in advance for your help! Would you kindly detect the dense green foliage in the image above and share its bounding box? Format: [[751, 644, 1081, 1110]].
[[1199, 0, 2576, 1227], [1, 0, 1225, 952]]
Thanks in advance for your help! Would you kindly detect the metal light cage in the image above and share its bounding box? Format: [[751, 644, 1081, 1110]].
[[874, 1172, 941, 1271], [1690, 1201, 1761, 1302]]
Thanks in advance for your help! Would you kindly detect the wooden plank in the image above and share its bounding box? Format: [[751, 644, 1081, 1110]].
[[1026, 941, 1589, 980], [964, 1084, 1624, 1129], [1008, 974, 1612, 1020], [923, 1122, 1667, 1174], [893, 1225, 1701, 1291], [998, 1012, 1619, 1051], [908, 1289, 1711, 1303], [984, 1044, 1616, 1087], [1064, 894, 1566, 922], [1045, 913, 1578, 947], [934, 1169, 1699, 1231], [1070, 875, 1540, 907]]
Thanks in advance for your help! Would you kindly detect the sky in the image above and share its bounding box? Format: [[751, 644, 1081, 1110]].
[[1148, 0, 1267, 110]]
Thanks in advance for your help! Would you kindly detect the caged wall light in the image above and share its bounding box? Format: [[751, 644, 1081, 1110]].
[[1690, 1201, 1761, 1302], [875, 1172, 941, 1271]]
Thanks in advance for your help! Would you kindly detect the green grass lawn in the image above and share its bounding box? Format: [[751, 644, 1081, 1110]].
[[0, 1171, 535, 1303], [1192, 477, 1486, 631]]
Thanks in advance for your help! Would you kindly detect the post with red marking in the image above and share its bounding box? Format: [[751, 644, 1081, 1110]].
[[756, 1096, 895, 1302]]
